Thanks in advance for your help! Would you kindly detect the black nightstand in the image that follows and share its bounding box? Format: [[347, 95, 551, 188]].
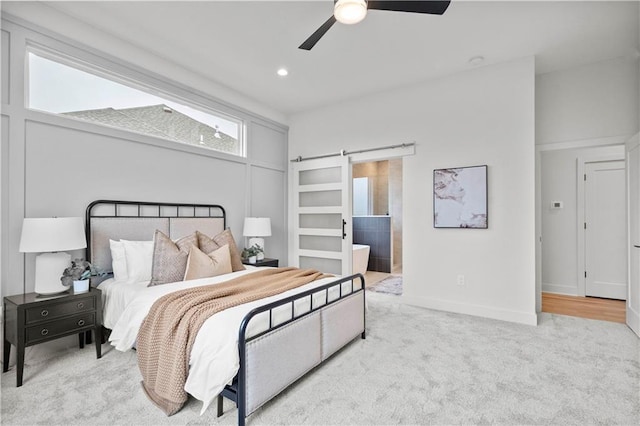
[[2, 287, 102, 387], [243, 257, 279, 267]]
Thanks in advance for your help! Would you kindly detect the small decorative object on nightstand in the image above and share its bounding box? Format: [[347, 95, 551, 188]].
[[60, 259, 106, 294], [242, 257, 278, 268], [2, 287, 103, 387], [241, 245, 263, 264]]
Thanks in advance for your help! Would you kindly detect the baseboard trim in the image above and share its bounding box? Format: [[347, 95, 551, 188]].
[[400, 295, 538, 326], [542, 283, 578, 296]]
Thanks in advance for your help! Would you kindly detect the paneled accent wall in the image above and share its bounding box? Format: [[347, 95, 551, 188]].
[[0, 17, 289, 300], [353, 216, 392, 272]]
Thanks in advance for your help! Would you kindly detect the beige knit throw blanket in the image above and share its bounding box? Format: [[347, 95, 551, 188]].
[[137, 267, 329, 416]]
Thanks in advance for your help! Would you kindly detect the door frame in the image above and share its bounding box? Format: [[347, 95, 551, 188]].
[[576, 153, 625, 297], [288, 144, 414, 276], [625, 133, 640, 336], [349, 143, 413, 270]]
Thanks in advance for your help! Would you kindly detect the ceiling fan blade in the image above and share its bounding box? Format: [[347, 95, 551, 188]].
[[299, 15, 337, 50], [367, 0, 451, 15]]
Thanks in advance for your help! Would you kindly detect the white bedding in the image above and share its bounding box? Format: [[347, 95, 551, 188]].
[[98, 266, 259, 329], [100, 267, 357, 414]]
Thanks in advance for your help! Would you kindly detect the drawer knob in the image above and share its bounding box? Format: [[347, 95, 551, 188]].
[[40, 309, 49, 317], [77, 302, 84, 309], [40, 328, 49, 336], [77, 319, 85, 327]]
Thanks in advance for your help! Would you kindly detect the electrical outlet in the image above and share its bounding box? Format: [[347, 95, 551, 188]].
[[457, 274, 465, 286]]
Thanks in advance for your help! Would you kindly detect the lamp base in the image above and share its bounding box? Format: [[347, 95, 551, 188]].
[[248, 237, 265, 260], [34, 252, 71, 295]]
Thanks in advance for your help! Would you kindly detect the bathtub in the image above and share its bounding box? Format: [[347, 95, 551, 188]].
[[353, 244, 371, 276]]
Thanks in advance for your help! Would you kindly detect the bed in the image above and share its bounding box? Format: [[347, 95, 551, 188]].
[[86, 200, 366, 426]]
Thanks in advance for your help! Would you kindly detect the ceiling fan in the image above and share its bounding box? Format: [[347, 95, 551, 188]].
[[299, 0, 451, 50]]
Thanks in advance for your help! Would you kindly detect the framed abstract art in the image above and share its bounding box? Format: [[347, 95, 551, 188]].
[[433, 165, 488, 229]]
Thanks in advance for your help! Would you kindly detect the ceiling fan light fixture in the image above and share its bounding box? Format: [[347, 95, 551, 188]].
[[334, 0, 368, 25]]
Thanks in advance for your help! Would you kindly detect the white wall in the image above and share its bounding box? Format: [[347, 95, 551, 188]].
[[536, 56, 639, 146], [0, 30, 6, 303], [289, 58, 537, 325], [536, 56, 639, 296]]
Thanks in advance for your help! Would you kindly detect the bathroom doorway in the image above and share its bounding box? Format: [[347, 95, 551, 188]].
[[352, 159, 403, 294]]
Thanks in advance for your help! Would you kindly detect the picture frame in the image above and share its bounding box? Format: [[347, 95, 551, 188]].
[[433, 165, 488, 229]]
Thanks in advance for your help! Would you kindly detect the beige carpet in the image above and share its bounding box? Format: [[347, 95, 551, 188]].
[[1, 292, 638, 425]]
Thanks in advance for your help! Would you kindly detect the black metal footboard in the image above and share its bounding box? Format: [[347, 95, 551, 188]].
[[217, 273, 366, 426]]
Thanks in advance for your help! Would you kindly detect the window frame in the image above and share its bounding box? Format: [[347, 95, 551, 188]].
[[25, 43, 247, 158]]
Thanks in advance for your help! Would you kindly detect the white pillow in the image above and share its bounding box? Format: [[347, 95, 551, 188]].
[[109, 239, 128, 282], [121, 240, 154, 283]]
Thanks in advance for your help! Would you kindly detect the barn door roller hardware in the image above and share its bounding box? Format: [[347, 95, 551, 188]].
[[291, 142, 415, 162]]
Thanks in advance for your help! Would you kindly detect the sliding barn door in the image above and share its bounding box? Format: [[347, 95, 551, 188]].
[[291, 156, 352, 276]]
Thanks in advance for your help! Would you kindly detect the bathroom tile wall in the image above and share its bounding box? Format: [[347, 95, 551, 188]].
[[353, 216, 392, 272], [388, 159, 402, 269], [352, 161, 388, 215]]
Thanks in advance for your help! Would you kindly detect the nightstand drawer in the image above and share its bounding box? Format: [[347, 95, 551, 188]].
[[26, 313, 96, 344], [25, 297, 95, 324], [4, 287, 103, 387]]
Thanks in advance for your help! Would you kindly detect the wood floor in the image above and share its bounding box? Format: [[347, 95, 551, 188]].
[[363, 265, 403, 288], [542, 292, 626, 323]]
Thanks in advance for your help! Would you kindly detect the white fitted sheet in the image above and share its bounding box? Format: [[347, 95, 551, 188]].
[[98, 266, 260, 329], [101, 267, 358, 414]]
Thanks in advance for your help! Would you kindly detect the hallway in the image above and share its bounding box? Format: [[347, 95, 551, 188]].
[[542, 292, 626, 323]]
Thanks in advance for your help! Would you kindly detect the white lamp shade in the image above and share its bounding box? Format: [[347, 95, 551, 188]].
[[243, 217, 272, 237], [19, 217, 87, 253]]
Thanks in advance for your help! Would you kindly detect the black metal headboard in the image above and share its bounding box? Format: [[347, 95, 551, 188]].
[[85, 200, 226, 273]]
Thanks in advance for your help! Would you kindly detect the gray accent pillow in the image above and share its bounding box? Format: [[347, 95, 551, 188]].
[[197, 229, 245, 272], [149, 230, 198, 286]]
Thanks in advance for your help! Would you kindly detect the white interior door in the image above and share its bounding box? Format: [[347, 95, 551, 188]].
[[626, 137, 640, 336], [585, 160, 627, 300], [291, 156, 352, 276]]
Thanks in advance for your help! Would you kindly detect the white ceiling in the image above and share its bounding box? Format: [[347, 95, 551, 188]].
[[5, 1, 640, 116]]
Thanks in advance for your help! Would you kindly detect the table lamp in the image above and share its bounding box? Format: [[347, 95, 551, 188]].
[[19, 217, 87, 295], [243, 217, 271, 259]]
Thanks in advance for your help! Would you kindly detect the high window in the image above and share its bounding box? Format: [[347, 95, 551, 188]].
[[27, 51, 244, 156]]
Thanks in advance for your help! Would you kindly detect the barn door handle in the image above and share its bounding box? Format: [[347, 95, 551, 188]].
[[342, 219, 347, 239], [634, 245, 640, 248]]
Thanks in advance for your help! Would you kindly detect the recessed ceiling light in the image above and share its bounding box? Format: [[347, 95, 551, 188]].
[[469, 56, 485, 66], [277, 68, 289, 77]]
